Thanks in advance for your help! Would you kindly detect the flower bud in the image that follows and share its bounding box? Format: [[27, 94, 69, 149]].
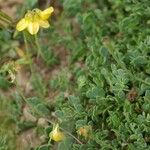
[[77, 125, 92, 139], [50, 124, 64, 142]]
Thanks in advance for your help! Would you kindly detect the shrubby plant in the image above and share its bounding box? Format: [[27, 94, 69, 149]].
[[0, 0, 150, 150]]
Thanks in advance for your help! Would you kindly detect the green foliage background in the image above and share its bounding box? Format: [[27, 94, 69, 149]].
[[0, 0, 150, 150]]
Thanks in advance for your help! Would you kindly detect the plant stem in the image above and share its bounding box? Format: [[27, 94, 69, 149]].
[[61, 127, 84, 145], [23, 32, 34, 75], [0, 16, 12, 25], [0, 10, 13, 22], [14, 32, 36, 103], [46, 118, 83, 145], [34, 35, 47, 62]]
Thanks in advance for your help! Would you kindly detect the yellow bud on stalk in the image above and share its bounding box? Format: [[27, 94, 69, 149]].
[[50, 124, 64, 142]]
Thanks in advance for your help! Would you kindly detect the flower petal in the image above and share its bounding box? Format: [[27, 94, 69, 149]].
[[39, 20, 50, 28], [27, 22, 39, 35], [16, 18, 28, 31], [40, 7, 54, 20]]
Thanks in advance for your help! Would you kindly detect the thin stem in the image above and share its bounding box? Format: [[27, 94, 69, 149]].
[[23, 32, 34, 75], [34, 35, 47, 62], [35, 35, 40, 60], [61, 127, 83, 145], [0, 10, 13, 22], [0, 16, 12, 25], [45, 118, 83, 145]]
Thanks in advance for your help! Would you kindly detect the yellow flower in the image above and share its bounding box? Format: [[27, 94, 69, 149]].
[[49, 124, 64, 142], [16, 7, 54, 35], [77, 125, 92, 139]]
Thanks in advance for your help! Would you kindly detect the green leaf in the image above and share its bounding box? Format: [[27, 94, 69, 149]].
[[58, 137, 73, 150], [26, 97, 49, 116], [77, 75, 87, 88], [0, 75, 10, 90], [86, 87, 105, 99], [40, 46, 58, 66], [25, 0, 38, 8], [31, 74, 46, 97], [68, 96, 84, 112]]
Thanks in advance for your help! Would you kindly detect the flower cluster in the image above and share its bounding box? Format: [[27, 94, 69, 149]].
[[16, 7, 54, 35]]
